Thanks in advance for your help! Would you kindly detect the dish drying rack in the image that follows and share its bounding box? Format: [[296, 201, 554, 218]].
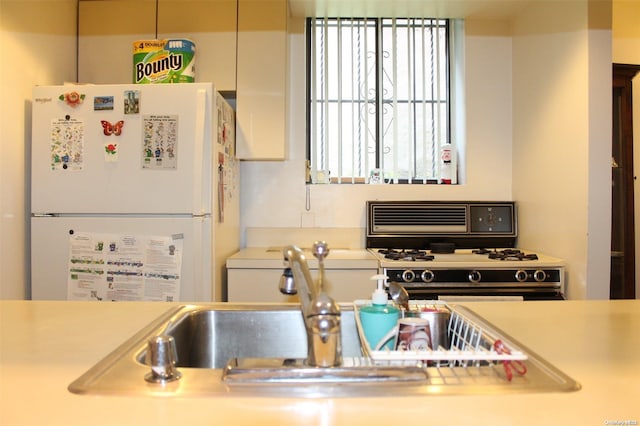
[[353, 300, 528, 367]]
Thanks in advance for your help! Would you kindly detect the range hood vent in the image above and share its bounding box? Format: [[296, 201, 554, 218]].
[[372, 205, 467, 233]]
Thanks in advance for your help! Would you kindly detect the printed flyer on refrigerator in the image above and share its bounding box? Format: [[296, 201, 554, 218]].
[[67, 232, 183, 301]]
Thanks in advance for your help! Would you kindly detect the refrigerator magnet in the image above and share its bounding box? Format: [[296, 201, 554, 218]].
[[124, 90, 140, 114], [59, 91, 85, 107], [94, 96, 114, 111], [104, 143, 118, 162], [101, 120, 124, 136]]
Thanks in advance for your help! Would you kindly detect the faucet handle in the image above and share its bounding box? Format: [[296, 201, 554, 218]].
[[308, 291, 341, 317], [312, 241, 330, 260], [312, 241, 329, 293]]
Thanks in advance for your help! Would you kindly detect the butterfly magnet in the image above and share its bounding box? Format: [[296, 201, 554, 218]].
[[101, 120, 124, 136]]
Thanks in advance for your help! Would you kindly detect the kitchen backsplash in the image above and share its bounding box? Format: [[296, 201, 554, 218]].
[[245, 227, 365, 249]]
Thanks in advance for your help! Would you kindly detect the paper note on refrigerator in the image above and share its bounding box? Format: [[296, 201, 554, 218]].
[[67, 232, 183, 302], [50, 117, 84, 170], [141, 115, 178, 169]]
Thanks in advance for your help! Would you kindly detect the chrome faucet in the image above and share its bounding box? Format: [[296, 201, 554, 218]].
[[279, 241, 342, 367]]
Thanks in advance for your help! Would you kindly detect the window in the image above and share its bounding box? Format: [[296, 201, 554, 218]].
[[307, 18, 455, 184]]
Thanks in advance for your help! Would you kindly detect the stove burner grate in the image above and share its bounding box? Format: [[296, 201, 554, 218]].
[[378, 248, 435, 262], [473, 248, 539, 261]]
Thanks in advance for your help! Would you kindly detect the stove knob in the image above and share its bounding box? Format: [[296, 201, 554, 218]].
[[533, 270, 547, 282], [402, 270, 416, 282], [421, 270, 435, 283], [515, 270, 528, 282], [468, 270, 482, 283]]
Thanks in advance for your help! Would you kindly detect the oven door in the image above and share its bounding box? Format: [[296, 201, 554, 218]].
[[383, 266, 566, 301], [402, 286, 566, 301]]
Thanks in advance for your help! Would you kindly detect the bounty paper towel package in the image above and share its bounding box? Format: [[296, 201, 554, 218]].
[[133, 39, 195, 84]]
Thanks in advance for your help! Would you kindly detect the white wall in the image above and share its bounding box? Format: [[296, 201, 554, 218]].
[[511, 1, 611, 300], [239, 17, 514, 240], [0, 0, 77, 299]]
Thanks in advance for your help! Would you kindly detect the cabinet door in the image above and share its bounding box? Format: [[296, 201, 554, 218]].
[[236, 0, 287, 160], [79, 0, 237, 88], [78, 1, 155, 83], [227, 269, 376, 303], [158, 0, 237, 91], [228, 270, 298, 302]]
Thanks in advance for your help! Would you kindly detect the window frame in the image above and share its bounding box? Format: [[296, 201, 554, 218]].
[[305, 17, 454, 185]]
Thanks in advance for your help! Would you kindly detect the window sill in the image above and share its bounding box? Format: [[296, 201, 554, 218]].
[[309, 178, 454, 185]]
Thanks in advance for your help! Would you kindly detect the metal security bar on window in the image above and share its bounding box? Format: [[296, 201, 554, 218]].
[[307, 18, 451, 184]]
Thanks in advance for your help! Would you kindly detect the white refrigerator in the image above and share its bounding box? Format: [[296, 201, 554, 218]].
[[30, 83, 239, 302]]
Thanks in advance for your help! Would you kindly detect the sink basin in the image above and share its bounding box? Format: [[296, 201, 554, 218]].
[[68, 303, 580, 397], [148, 306, 361, 369]]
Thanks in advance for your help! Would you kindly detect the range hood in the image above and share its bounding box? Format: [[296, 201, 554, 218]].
[[366, 201, 517, 250]]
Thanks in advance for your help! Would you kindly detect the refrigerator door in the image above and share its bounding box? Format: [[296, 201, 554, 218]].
[[31, 215, 212, 301], [31, 83, 213, 215]]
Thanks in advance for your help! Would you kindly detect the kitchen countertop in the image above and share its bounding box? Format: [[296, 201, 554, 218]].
[[226, 247, 378, 269], [1, 300, 638, 425]]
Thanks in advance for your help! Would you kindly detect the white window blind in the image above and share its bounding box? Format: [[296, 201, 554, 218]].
[[308, 18, 452, 184]]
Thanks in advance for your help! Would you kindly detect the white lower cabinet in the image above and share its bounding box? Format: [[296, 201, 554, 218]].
[[227, 268, 378, 303]]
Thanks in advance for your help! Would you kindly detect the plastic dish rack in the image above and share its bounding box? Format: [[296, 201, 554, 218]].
[[353, 300, 528, 367]]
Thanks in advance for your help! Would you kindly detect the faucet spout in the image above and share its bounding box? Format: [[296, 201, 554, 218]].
[[281, 242, 342, 367]]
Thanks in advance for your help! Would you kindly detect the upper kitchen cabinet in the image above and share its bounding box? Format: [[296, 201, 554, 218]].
[[236, 0, 288, 160], [78, 0, 156, 83], [157, 0, 237, 91], [78, 0, 237, 89]]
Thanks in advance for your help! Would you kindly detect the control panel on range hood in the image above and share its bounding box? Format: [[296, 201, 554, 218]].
[[366, 201, 517, 249]]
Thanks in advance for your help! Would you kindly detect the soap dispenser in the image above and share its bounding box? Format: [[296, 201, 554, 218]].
[[359, 274, 400, 350]]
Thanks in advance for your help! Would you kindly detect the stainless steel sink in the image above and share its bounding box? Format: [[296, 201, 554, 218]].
[[148, 306, 361, 368], [68, 303, 580, 397]]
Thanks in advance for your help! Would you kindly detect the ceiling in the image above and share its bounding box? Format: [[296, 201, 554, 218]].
[[287, 0, 541, 19]]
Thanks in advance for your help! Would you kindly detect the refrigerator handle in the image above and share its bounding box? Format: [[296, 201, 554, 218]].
[[193, 88, 208, 215]]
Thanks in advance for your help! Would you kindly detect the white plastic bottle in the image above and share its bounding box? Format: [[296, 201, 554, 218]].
[[439, 145, 453, 184]]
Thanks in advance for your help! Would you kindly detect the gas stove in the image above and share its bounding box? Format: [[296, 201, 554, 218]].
[[366, 201, 566, 300], [372, 248, 561, 267]]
